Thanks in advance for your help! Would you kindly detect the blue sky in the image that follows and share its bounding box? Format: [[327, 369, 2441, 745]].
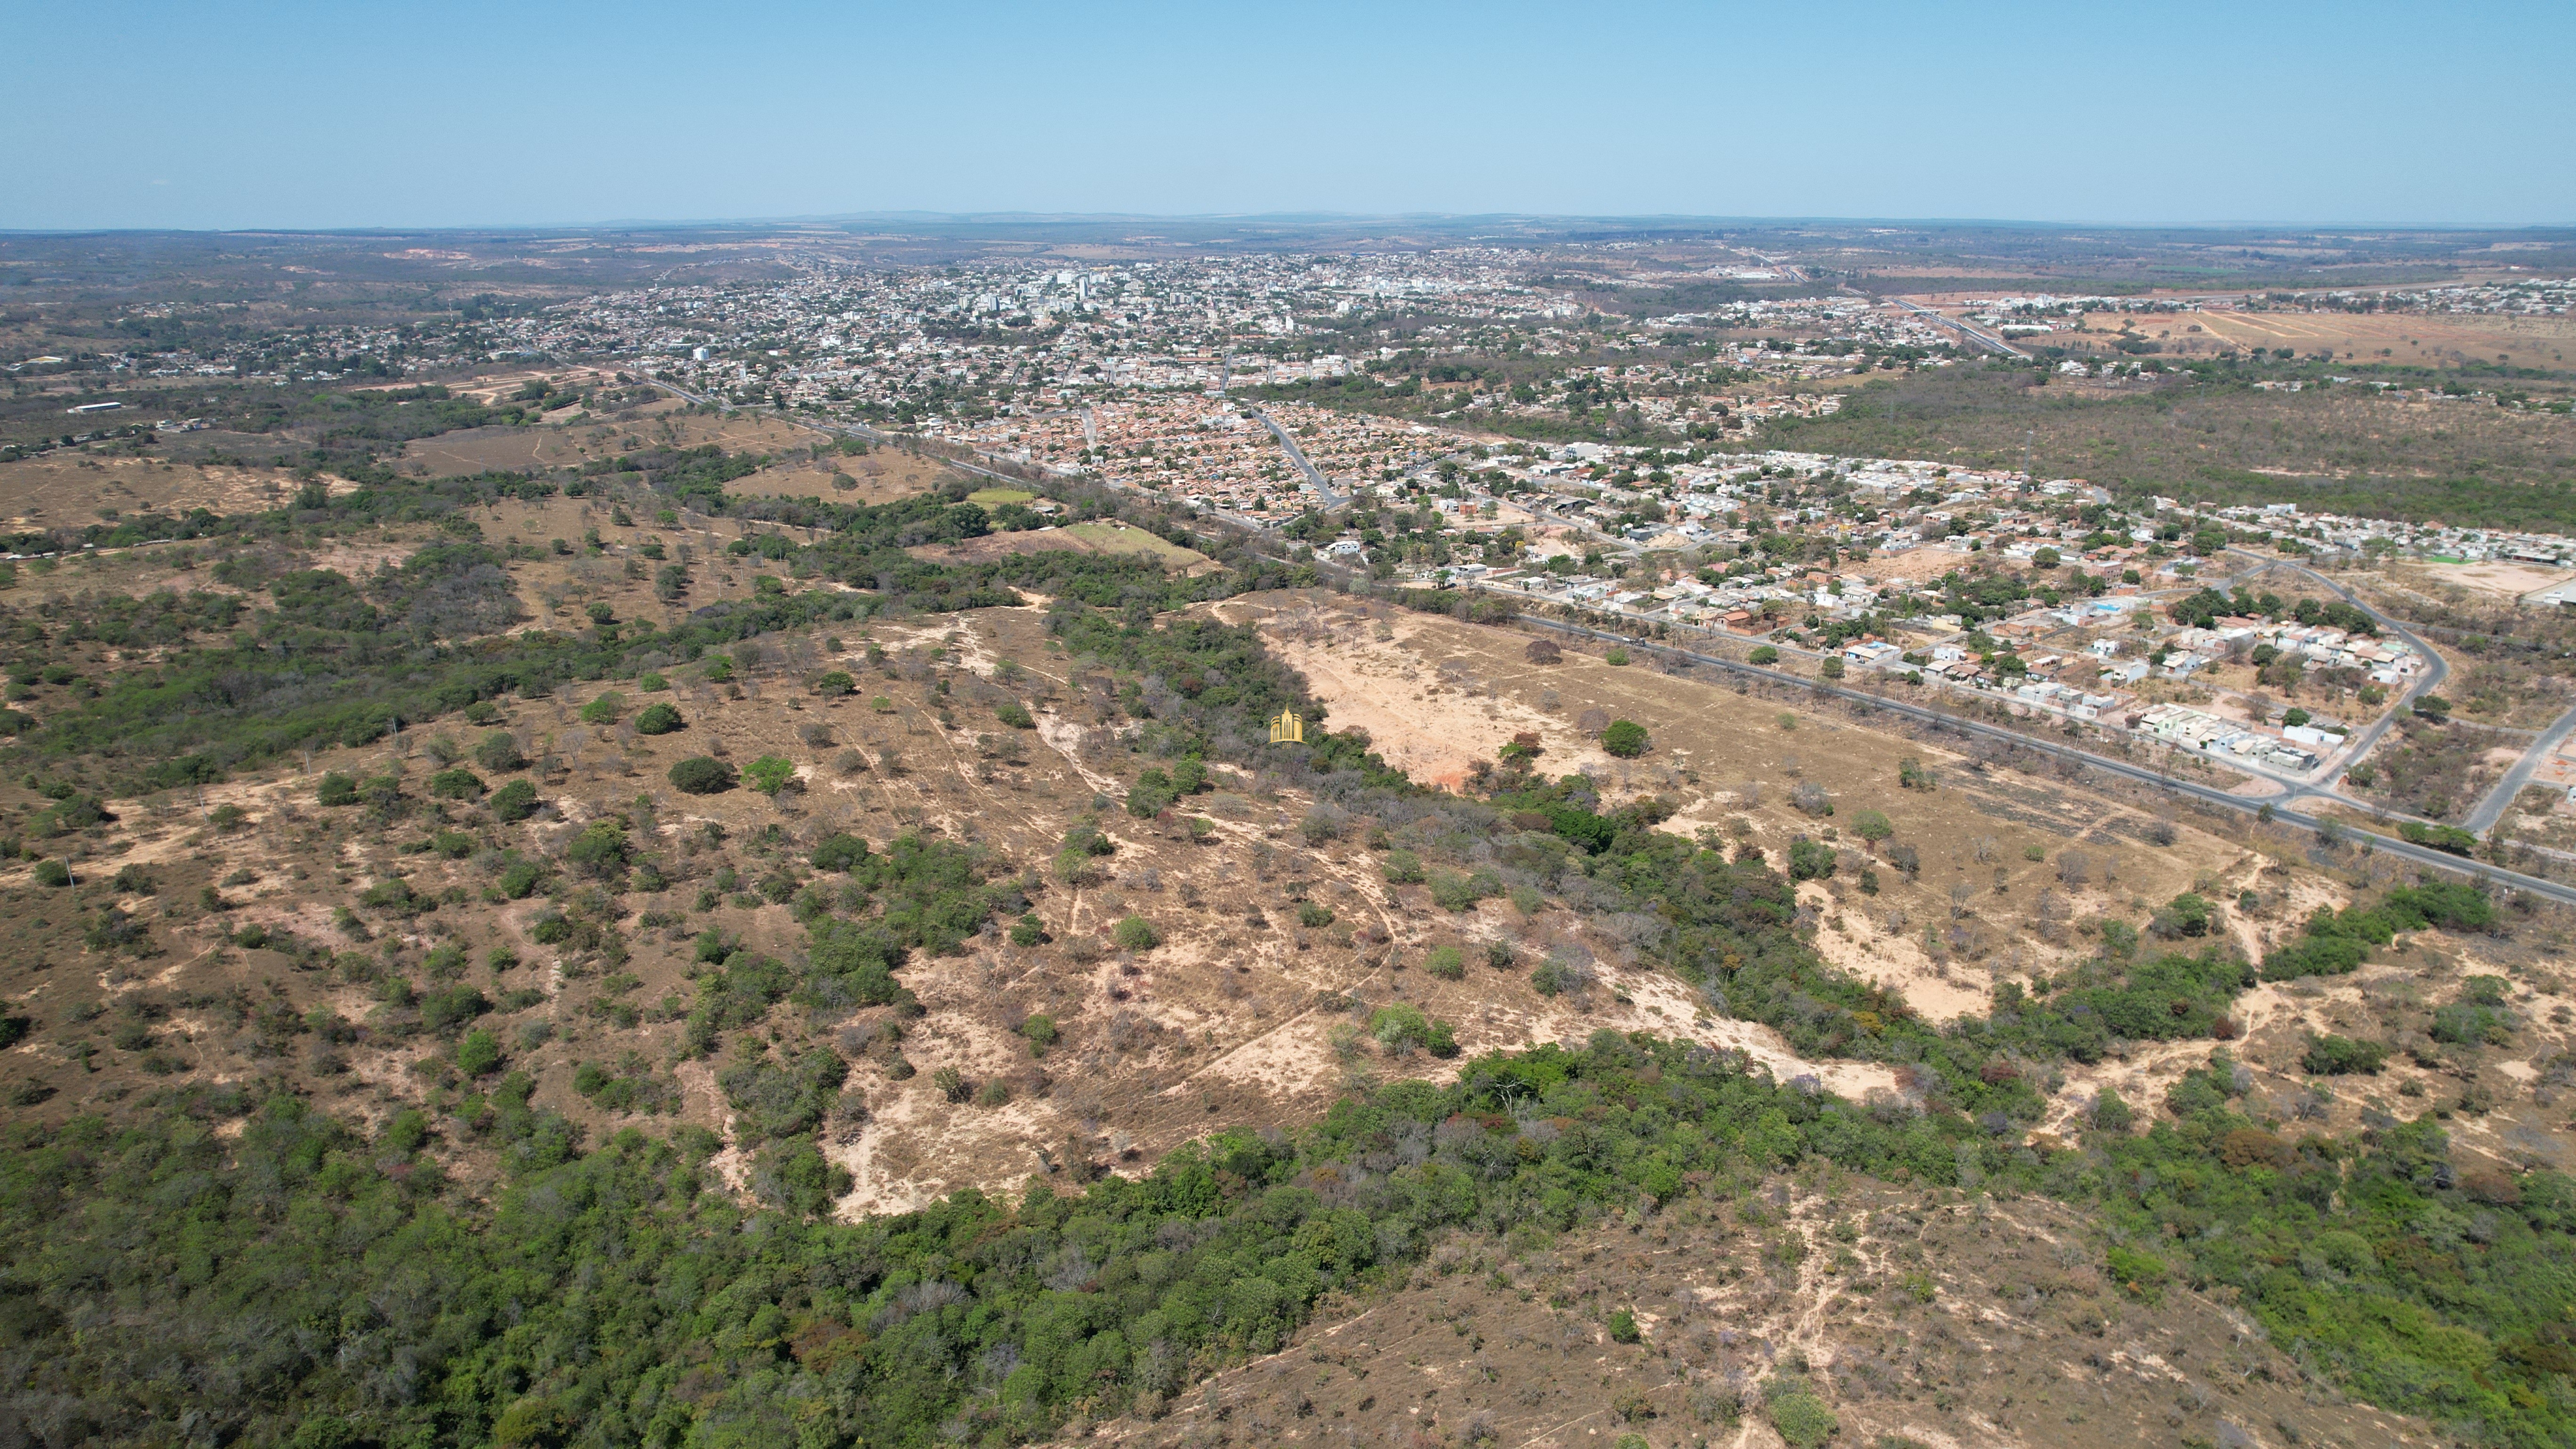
[[5, 0, 2569, 230]]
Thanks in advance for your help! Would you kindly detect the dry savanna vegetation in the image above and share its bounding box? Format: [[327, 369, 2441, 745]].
[[0, 417, 2570, 1449]]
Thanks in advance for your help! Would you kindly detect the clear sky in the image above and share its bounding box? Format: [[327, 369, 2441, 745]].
[[6, 0, 2569, 231]]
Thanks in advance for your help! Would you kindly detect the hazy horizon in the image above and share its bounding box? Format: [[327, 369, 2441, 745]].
[[11, 212, 2576, 240], [7, 0, 2571, 232]]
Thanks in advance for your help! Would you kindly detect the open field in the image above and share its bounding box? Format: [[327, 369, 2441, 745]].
[[909, 520, 1215, 572], [2185, 308, 2576, 370], [2399, 559, 2576, 602], [1762, 364, 2576, 525], [0, 453, 292, 530], [400, 399, 806, 477]]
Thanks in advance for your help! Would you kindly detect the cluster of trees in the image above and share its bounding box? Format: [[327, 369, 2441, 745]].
[[6, 990, 2565, 1447], [2259, 881, 2494, 980], [0, 473, 1297, 796], [2168, 584, 2378, 636]]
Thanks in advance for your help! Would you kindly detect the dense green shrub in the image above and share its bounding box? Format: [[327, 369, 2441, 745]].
[[2432, 977, 2516, 1045], [2155, 891, 2213, 938], [810, 832, 870, 873], [578, 692, 624, 724], [1764, 1380, 1838, 1449], [668, 757, 736, 794], [490, 779, 539, 822], [633, 702, 683, 735], [1112, 915, 1159, 951], [996, 700, 1036, 729], [497, 857, 543, 899], [719, 1049, 848, 1142], [1428, 869, 1501, 911], [1366, 1004, 1457, 1057], [566, 821, 630, 874], [1787, 838, 1835, 881], [2089, 1088, 2135, 1132], [2399, 820, 2479, 855], [473, 731, 525, 772], [743, 755, 796, 796], [2265, 882, 2491, 981], [2302, 1034, 2391, 1074], [456, 1028, 502, 1077], [1600, 720, 1648, 757], [418, 984, 489, 1033], [427, 767, 484, 799]]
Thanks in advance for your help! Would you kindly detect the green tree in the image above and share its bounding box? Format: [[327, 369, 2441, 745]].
[[455, 1028, 502, 1077], [473, 732, 525, 773], [490, 780, 539, 822], [668, 757, 736, 794]]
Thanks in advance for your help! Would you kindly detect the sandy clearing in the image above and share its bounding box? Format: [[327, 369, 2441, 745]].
[[1809, 900, 1994, 1022], [1220, 600, 1618, 793]]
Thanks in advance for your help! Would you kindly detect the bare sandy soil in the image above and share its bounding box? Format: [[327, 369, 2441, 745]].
[[2407, 559, 2576, 601]]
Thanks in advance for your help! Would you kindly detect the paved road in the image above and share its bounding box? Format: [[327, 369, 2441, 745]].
[[1477, 596, 2576, 908], [1890, 298, 2026, 358], [2465, 701, 2576, 834], [1212, 353, 1336, 504], [2213, 552, 2450, 805], [1247, 408, 1340, 507]]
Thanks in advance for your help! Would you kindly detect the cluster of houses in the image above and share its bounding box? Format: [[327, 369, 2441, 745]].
[[2133, 703, 2347, 774]]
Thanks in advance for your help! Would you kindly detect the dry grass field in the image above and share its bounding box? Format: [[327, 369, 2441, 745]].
[[909, 520, 1216, 573], [0, 453, 295, 531], [2185, 308, 2576, 370]]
